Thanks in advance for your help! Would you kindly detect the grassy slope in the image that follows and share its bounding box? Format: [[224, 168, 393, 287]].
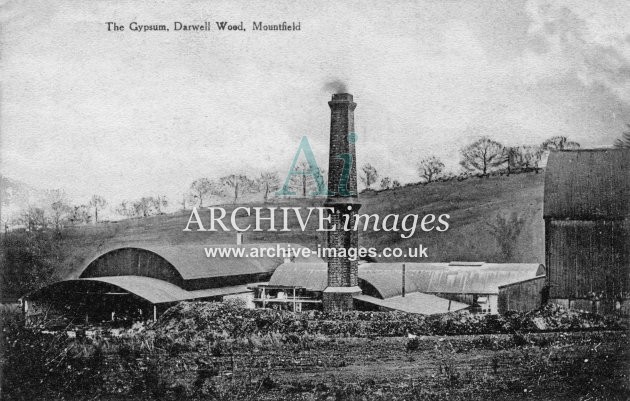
[[57, 171, 544, 279]]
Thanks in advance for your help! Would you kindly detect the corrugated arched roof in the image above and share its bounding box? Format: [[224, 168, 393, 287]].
[[27, 276, 252, 304], [267, 262, 545, 298], [78, 243, 321, 282], [360, 262, 545, 298]]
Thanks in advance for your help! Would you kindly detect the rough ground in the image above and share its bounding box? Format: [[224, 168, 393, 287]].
[[2, 302, 628, 400], [132, 332, 629, 401], [3, 329, 627, 400]]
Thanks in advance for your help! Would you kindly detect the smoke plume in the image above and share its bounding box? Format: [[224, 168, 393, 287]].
[[323, 79, 348, 93]]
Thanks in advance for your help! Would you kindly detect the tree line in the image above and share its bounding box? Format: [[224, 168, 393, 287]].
[[183, 135, 586, 207], [360, 135, 582, 190], [10, 129, 627, 229], [7, 192, 172, 233]]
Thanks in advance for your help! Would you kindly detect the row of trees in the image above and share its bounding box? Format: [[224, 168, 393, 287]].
[[189, 173, 280, 206], [18, 132, 619, 226], [11, 193, 108, 233], [184, 135, 585, 203], [116, 195, 168, 218], [10, 192, 172, 232], [359, 135, 582, 190]]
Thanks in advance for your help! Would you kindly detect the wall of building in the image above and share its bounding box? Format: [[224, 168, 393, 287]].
[[498, 277, 546, 314], [185, 272, 274, 291], [545, 219, 629, 313]]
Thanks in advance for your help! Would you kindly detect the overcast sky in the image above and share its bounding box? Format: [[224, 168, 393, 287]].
[[2, 0, 630, 206]]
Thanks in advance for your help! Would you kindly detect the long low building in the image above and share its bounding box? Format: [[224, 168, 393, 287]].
[[249, 261, 546, 315], [24, 243, 321, 322], [24, 242, 546, 321]]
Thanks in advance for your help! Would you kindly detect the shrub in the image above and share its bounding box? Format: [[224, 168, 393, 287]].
[[406, 337, 420, 351]]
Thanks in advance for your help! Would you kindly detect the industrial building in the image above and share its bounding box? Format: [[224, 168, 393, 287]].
[[544, 148, 630, 314], [24, 91, 561, 320], [23, 243, 320, 322], [250, 261, 544, 315]]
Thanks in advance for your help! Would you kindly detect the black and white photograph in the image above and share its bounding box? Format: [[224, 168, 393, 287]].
[[1, 0, 629, 399]]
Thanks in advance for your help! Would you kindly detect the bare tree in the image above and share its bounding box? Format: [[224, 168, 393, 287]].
[[507, 145, 543, 173], [190, 178, 213, 207], [380, 176, 391, 189], [69, 204, 91, 225], [116, 200, 135, 218], [257, 171, 280, 203], [542, 136, 580, 150], [22, 206, 47, 231], [359, 163, 379, 189], [288, 162, 326, 197], [417, 156, 445, 183], [116, 196, 167, 218], [151, 195, 168, 214], [89, 195, 107, 223], [614, 124, 630, 148], [460, 136, 506, 176], [133, 197, 155, 217], [221, 174, 255, 203], [48, 189, 71, 232]]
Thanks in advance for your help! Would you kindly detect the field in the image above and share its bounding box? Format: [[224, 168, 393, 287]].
[[2, 302, 628, 400], [39, 171, 544, 282]]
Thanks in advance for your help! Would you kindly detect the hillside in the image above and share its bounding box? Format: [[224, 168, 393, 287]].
[[48, 171, 544, 280]]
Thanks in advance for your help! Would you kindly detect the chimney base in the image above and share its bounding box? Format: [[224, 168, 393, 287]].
[[322, 286, 362, 311]]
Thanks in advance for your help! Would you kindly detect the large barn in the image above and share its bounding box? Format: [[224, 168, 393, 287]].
[[23, 243, 321, 322], [544, 148, 630, 314]]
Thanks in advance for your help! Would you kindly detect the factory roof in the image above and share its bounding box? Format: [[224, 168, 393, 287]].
[[267, 262, 329, 291], [268, 262, 545, 298], [360, 262, 545, 298], [28, 276, 251, 305], [78, 243, 321, 281]]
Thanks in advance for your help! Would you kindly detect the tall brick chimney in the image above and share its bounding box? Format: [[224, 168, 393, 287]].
[[322, 93, 362, 311]]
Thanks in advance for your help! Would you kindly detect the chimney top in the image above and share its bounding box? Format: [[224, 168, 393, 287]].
[[331, 93, 353, 101]]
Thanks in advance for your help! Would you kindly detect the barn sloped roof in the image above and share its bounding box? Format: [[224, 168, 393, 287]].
[[79, 243, 321, 281], [544, 149, 630, 219], [268, 262, 545, 298]]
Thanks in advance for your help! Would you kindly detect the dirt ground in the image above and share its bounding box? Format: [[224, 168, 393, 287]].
[[223, 334, 628, 400], [94, 331, 628, 401], [3, 329, 628, 400]]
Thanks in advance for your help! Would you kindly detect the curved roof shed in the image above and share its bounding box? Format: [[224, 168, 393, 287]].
[[267, 261, 545, 299], [27, 242, 322, 306], [79, 243, 320, 290]]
